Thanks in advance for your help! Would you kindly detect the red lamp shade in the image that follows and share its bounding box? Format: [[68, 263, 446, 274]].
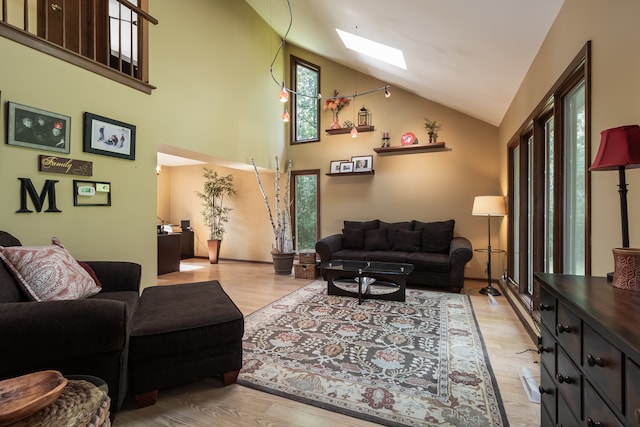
[[590, 125, 640, 171]]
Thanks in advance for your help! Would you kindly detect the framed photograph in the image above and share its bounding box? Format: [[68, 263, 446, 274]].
[[330, 159, 347, 174], [73, 180, 112, 206], [6, 102, 71, 154], [352, 155, 373, 172], [339, 161, 354, 173], [83, 112, 136, 160]]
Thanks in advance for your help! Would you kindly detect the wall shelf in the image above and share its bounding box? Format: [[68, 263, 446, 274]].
[[325, 125, 375, 135], [374, 142, 450, 155], [326, 171, 375, 177]]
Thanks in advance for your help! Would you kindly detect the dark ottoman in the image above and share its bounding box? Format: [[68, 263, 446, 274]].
[[129, 280, 244, 406]]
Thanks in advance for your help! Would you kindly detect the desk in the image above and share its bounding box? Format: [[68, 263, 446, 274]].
[[180, 230, 194, 259], [157, 233, 180, 275]]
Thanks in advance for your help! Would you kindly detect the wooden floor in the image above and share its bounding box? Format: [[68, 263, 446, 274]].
[[114, 259, 540, 426]]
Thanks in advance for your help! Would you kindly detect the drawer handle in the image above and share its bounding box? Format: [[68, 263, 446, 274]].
[[556, 324, 571, 334], [537, 344, 551, 354], [586, 418, 603, 427], [556, 373, 572, 384], [539, 303, 553, 311], [538, 385, 552, 395], [586, 354, 604, 367]]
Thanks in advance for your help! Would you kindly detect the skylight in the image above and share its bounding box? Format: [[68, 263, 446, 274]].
[[336, 29, 407, 70]]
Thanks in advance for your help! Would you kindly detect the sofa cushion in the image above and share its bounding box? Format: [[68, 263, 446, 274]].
[[343, 219, 379, 231], [0, 245, 101, 301], [366, 251, 410, 263], [363, 228, 390, 251], [379, 221, 412, 247], [412, 219, 455, 254], [406, 252, 450, 273], [342, 228, 365, 249], [392, 230, 422, 252], [331, 249, 369, 261]]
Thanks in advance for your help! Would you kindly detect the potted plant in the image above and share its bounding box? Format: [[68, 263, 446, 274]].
[[424, 117, 442, 143], [196, 167, 236, 264], [251, 157, 295, 274]]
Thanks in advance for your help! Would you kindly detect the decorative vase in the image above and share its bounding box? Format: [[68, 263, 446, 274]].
[[612, 247, 640, 291], [330, 111, 341, 129], [272, 252, 295, 275], [207, 239, 221, 264]]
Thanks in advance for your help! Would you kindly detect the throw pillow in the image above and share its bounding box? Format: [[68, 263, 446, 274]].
[[78, 261, 103, 288], [392, 230, 422, 252], [343, 219, 380, 231], [0, 245, 101, 301], [363, 228, 390, 251], [342, 228, 365, 249], [379, 221, 412, 247], [412, 219, 455, 253]]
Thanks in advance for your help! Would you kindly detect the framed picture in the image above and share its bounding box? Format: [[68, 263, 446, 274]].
[[330, 159, 347, 174], [339, 161, 354, 173], [73, 180, 112, 206], [352, 155, 373, 172], [6, 102, 71, 154], [83, 112, 136, 160]]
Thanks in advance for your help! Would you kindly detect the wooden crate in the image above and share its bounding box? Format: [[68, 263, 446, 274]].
[[294, 263, 317, 279]]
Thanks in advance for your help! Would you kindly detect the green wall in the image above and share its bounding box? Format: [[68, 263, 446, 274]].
[[0, 1, 285, 289]]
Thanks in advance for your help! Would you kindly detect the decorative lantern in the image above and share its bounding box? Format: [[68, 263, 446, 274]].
[[358, 106, 371, 127]]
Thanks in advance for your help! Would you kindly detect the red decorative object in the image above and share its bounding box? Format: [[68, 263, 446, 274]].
[[612, 248, 640, 291], [400, 132, 417, 146]]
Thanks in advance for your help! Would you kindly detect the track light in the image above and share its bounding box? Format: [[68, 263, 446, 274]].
[[279, 82, 289, 103], [385, 87, 391, 98], [282, 107, 290, 122], [350, 126, 358, 138]]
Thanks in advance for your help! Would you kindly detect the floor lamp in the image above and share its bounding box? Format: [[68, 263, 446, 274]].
[[472, 196, 506, 296], [590, 125, 640, 280]]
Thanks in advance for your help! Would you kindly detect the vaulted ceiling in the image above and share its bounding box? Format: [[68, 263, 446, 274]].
[[245, 0, 564, 126]]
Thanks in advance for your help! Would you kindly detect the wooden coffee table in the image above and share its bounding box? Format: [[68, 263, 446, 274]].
[[321, 259, 414, 304]]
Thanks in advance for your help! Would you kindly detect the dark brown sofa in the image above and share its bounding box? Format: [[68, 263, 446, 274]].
[[315, 219, 473, 293], [0, 230, 140, 413]]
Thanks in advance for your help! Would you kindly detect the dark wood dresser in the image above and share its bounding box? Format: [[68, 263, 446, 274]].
[[535, 273, 640, 426]]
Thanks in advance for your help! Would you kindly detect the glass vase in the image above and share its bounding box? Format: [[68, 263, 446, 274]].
[[330, 111, 341, 129]]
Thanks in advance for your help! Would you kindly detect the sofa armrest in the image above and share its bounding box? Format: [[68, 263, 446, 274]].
[[315, 234, 343, 263], [449, 237, 473, 266], [84, 261, 141, 293], [0, 299, 129, 375]]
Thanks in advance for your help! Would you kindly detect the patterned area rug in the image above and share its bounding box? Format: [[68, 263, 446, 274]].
[[238, 281, 509, 427]]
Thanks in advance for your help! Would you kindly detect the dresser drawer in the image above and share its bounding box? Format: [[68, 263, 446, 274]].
[[583, 323, 622, 412], [627, 358, 640, 427], [557, 347, 581, 422], [539, 324, 556, 376], [539, 285, 556, 328], [584, 380, 624, 427], [540, 362, 556, 424], [558, 392, 580, 427], [556, 301, 581, 362]]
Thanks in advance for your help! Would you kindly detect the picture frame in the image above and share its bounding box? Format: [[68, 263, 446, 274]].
[[83, 112, 136, 160], [73, 180, 112, 206], [330, 159, 347, 174], [339, 161, 354, 173], [352, 155, 373, 172], [6, 102, 71, 154]]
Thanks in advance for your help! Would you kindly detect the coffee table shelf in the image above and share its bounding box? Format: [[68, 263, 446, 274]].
[[321, 260, 413, 304]]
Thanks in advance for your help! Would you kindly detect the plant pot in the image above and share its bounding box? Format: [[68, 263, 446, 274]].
[[272, 252, 295, 275], [207, 239, 221, 264]]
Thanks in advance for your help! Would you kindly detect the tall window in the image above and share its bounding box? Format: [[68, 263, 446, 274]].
[[291, 56, 320, 143], [291, 170, 320, 252], [507, 42, 591, 311]]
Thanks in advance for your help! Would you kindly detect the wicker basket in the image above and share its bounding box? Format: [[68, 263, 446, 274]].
[[294, 263, 317, 279], [298, 252, 316, 265]]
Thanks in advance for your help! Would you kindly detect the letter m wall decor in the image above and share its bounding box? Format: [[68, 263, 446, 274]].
[[16, 178, 61, 213]]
